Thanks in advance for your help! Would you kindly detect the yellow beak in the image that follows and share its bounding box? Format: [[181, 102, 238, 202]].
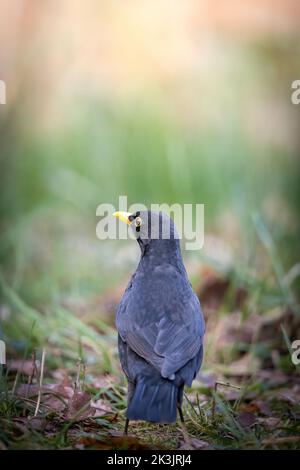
[[113, 211, 133, 225]]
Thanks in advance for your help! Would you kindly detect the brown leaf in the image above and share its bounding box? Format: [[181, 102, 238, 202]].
[[65, 390, 95, 421], [8, 359, 37, 376], [257, 369, 292, 387], [16, 384, 40, 397], [42, 395, 66, 412], [239, 399, 273, 417], [90, 375, 117, 389], [257, 417, 281, 430], [237, 411, 257, 428], [197, 274, 247, 312], [50, 370, 73, 386], [278, 386, 300, 404], [11, 418, 28, 437], [47, 381, 73, 399], [220, 353, 260, 376], [178, 438, 211, 450], [222, 388, 241, 401], [252, 399, 273, 417], [80, 434, 152, 450], [16, 381, 73, 412], [91, 398, 112, 417], [27, 417, 47, 431], [257, 308, 294, 343], [108, 436, 153, 450]]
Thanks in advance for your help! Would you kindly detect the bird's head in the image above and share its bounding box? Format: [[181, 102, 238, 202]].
[[113, 210, 179, 256]]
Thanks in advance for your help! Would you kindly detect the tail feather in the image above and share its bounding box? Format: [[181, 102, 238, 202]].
[[127, 378, 178, 423]]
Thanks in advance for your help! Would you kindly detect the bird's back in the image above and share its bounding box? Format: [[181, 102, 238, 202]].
[[116, 261, 205, 423]]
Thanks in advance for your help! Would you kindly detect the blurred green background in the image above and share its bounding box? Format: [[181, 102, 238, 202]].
[[0, 0, 300, 355], [1, 3, 300, 451]]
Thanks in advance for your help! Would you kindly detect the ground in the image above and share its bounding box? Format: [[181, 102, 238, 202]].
[[1, 262, 300, 450]]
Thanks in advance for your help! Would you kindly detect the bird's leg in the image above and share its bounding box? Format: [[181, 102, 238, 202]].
[[124, 381, 134, 435], [177, 405, 192, 447], [124, 418, 129, 435], [177, 405, 184, 424]]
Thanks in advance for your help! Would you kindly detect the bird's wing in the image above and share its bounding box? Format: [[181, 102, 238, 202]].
[[117, 266, 205, 379]]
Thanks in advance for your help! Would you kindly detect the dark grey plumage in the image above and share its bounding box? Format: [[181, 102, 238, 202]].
[[116, 211, 205, 424]]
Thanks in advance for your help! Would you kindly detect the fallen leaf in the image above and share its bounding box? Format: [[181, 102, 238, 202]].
[[222, 388, 241, 401], [80, 434, 152, 450], [257, 369, 293, 387], [220, 353, 260, 376], [91, 398, 113, 417], [278, 386, 300, 404], [237, 411, 257, 428], [178, 438, 211, 450], [65, 390, 95, 421], [16, 384, 40, 397], [8, 359, 38, 376], [26, 417, 47, 431], [197, 274, 247, 311], [240, 399, 273, 417], [257, 417, 281, 430], [90, 375, 117, 389]]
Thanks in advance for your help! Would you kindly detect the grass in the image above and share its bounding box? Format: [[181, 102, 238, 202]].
[[1, 366, 300, 450], [1, 38, 300, 448], [0, 214, 300, 449]]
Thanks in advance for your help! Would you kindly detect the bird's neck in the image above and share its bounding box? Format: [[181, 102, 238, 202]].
[[138, 238, 186, 272]]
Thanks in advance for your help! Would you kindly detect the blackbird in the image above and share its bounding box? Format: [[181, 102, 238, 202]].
[[113, 210, 205, 432]]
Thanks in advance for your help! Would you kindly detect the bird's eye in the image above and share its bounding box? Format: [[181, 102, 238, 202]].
[[135, 216, 142, 228]]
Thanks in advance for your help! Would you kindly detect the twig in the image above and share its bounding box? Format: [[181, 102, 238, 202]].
[[34, 348, 46, 417], [212, 381, 241, 421], [81, 362, 86, 390], [26, 350, 37, 395], [75, 358, 82, 391], [11, 371, 19, 396], [23, 350, 37, 416], [17, 396, 51, 410]]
